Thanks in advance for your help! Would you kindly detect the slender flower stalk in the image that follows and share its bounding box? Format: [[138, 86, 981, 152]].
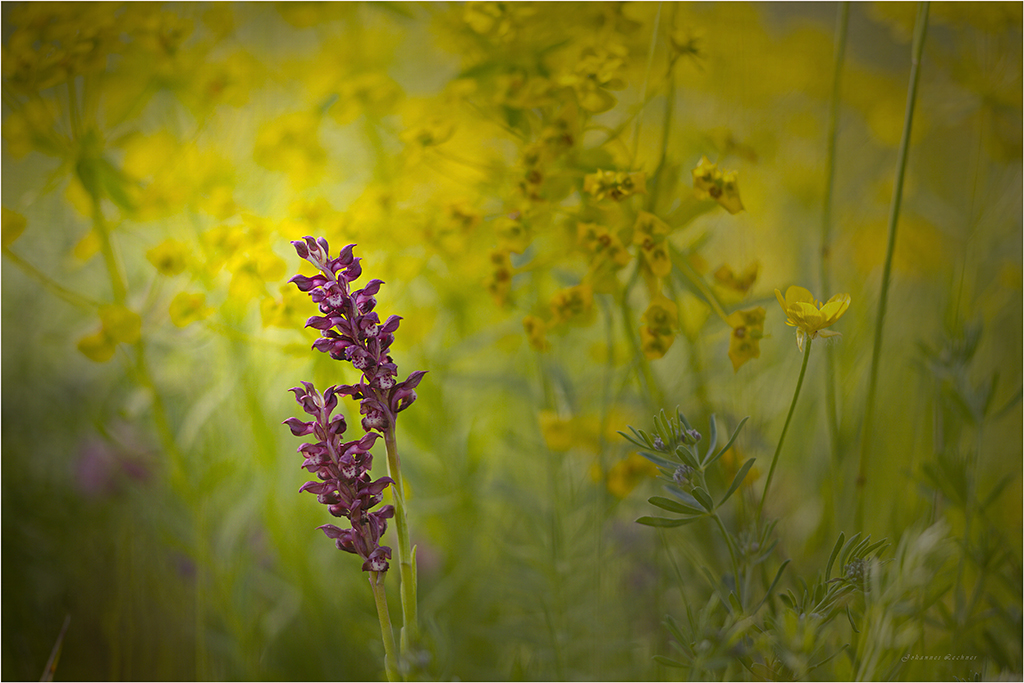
[[820, 1, 849, 462], [758, 339, 812, 518], [856, 2, 930, 530], [761, 286, 850, 516], [369, 572, 400, 682], [285, 237, 426, 675]]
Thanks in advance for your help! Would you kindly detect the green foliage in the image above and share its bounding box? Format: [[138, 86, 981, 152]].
[[2, 2, 1021, 681]]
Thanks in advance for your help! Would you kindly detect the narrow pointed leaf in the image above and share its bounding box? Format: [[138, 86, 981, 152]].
[[719, 458, 756, 507], [636, 515, 700, 528], [839, 532, 862, 567], [705, 416, 750, 466], [638, 450, 679, 470], [704, 414, 718, 466], [649, 496, 703, 515], [691, 486, 715, 512], [667, 487, 705, 512], [825, 532, 845, 581], [753, 559, 791, 613]]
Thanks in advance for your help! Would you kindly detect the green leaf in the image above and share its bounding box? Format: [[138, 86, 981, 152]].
[[638, 450, 679, 470], [846, 606, 860, 634], [825, 532, 845, 581], [691, 486, 715, 513], [704, 413, 718, 466], [705, 416, 750, 467], [719, 458, 756, 507], [653, 655, 686, 668], [667, 487, 706, 513], [753, 559, 790, 614], [677, 408, 693, 432], [649, 496, 703, 515], [675, 444, 700, 469], [981, 475, 1014, 511], [664, 614, 687, 645], [839, 532, 862, 567], [636, 515, 700, 528]]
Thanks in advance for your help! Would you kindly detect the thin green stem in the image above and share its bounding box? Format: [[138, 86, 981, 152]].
[[856, 1, 929, 530], [2, 246, 101, 309], [819, 0, 849, 541], [758, 340, 812, 518], [711, 512, 741, 605], [369, 571, 400, 682], [632, 1, 663, 166], [383, 426, 417, 654]]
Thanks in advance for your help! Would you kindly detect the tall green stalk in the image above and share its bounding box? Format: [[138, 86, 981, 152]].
[[382, 426, 417, 658], [369, 571, 400, 682], [818, 1, 849, 540], [855, 2, 930, 530], [758, 340, 812, 518]]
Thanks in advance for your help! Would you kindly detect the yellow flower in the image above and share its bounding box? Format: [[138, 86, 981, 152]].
[[146, 239, 189, 276], [583, 169, 646, 202], [601, 452, 659, 499], [691, 155, 744, 214], [2, 207, 27, 248], [169, 292, 212, 328], [523, 315, 550, 352], [724, 306, 765, 371], [774, 286, 850, 352], [550, 283, 594, 326]]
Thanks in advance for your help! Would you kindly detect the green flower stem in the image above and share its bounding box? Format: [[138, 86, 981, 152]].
[[620, 262, 663, 408], [90, 192, 127, 304], [820, 1, 849, 453], [856, 1, 930, 530], [758, 339, 812, 518], [369, 571, 400, 683], [711, 511, 742, 604], [1, 247, 100, 309], [676, 254, 730, 325], [383, 425, 418, 654], [818, 1, 850, 541]]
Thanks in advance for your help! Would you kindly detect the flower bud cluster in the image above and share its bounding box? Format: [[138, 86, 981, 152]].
[[284, 237, 426, 572], [285, 382, 394, 572]]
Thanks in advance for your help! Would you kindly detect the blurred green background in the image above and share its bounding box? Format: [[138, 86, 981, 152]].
[[2, 2, 1021, 680]]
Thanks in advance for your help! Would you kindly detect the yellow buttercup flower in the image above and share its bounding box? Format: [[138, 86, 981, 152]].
[[774, 286, 850, 352]]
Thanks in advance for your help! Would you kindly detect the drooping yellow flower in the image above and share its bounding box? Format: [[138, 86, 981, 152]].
[[774, 286, 850, 352], [724, 306, 765, 371]]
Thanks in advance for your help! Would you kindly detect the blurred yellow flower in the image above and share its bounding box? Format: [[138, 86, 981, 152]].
[[2, 207, 27, 248], [145, 239, 189, 277], [583, 169, 646, 202], [640, 293, 679, 359], [523, 315, 550, 352], [691, 155, 744, 214], [253, 111, 326, 186], [169, 292, 212, 328], [775, 286, 850, 352], [725, 306, 765, 372], [595, 452, 659, 499], [78, 304, 142, 362], [550, 283, 594, 326], [485, 250, 513, 306]]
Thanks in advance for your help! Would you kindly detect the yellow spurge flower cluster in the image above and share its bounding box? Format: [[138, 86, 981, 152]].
[[691, 155, 744, 214], [583, 169, 647, 202], [724, 307, 765, 372], [775, 286, 851, 352], [640, 295, 679, 360]]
